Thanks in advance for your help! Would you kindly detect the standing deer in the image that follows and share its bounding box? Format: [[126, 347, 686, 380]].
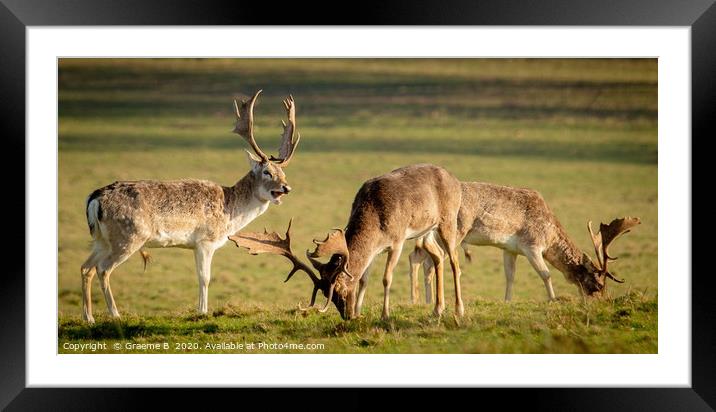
[[408, 181, 640, 303], [231, 164, 465, 320], [80, 90, 300, 323]]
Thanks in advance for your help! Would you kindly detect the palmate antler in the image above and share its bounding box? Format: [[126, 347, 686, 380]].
[[228, 219, 332, 312], [307, 229, 353, 280], [228, 219, 315, 283], [233, 90, 300, 167], [587, 217, 641, 283]]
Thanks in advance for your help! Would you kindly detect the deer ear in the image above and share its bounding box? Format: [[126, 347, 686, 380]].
[[245, 150, 264, 170]]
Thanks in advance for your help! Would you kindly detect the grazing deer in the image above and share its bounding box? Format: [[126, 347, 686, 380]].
[[408, 181, 640, 303], [80, 90, 300, 323], [231, 164, 465, 320]]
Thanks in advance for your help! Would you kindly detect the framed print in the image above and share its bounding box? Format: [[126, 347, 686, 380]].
[[3, 0, 713, 409]]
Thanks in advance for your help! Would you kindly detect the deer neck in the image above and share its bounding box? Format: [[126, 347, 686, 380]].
[[224, 171, 270, 232], [347, 244, 375, 284], [341, 227, 381, 287], [543, 227, 587, 280]]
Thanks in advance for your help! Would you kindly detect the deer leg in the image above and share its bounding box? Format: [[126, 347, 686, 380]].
[[81, 266, 97, 323], [503, 251, 518, 302], [408, 247, 425, 304], [381, 241, 404, 320], [355, 257, 376, 317], [96, 236, 150, 320], [194, 245, 216, 315], [438, 226, 464, 317], [448, 249, 464, 317], [422, 234, 445, 317], [97, 269, 120, 319], [525, 249, 556, 301], [80, 247, 102, 323], [423, 258, 435, 304], [96, 249, 135, 319]]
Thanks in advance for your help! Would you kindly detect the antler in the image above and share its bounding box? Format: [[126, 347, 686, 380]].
[[298, 281, 335, 313], [233, 90, 269, 162], [587, 217, 641, 282], [270, 95, 300, 167], [309, 229, 353, 279], [600, 217, 641, 262], [228, 218, 318, 284], [228, 219, 334, 312], [587, 221, 605, 270], [233, 91, 300, 167]]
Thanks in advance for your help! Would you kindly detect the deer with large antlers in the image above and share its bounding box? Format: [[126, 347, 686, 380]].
[[408, 181, 640, 302], [80, 90, 300, 323], [232, 164, 465, 320]]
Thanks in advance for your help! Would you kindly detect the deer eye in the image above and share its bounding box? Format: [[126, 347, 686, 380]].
[[263, 170, 272, 178]]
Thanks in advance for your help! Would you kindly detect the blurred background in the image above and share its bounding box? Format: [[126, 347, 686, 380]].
[[57, 58, 657, 352]]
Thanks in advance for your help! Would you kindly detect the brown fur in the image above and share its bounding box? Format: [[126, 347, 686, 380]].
[[305, 164, 465, 320], [459, 182, 604, 292], [90, 179, 233, 245], [411, 181, 627, 302]]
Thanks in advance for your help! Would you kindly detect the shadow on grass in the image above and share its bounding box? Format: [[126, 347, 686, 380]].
[[59, 133, 657, 165], [317, 308, 433, 337], [58, 64, 657, 166], [59, 318, 220, 340], [58, 95, 657, 122], [58, 63, 656, 123], [58, 63, 656, 100]]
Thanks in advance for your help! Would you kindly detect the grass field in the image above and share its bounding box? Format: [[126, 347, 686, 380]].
[[58, 58, 657, 354]]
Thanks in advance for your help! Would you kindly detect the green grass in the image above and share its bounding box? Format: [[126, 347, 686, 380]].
[[58, 58, 657, 354], [59, 292, 655, 354]]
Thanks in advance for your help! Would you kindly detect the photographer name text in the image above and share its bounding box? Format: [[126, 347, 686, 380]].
[[61, 341, 325, 353]]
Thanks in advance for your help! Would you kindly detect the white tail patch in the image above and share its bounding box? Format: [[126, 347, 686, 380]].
[[86, 198, 101, 239]]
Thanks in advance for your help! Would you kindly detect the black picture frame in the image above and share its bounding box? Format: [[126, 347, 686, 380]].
[[2, 1, 711, 410]]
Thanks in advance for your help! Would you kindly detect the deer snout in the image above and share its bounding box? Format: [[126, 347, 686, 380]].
[[282, 185, 292, 194]]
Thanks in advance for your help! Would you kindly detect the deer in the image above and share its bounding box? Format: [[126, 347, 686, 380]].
[[230, 164, 465, 320], [80, 90, 300, 323], [407, 181, 641, 304]]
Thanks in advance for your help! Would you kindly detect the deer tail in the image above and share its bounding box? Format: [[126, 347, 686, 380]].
[[85, 189, 103, 240]]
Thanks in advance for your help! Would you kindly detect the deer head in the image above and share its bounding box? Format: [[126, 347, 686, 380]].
[[578, 217, 641, 295], [302, 228, 358, 319], [228, 220, 345, 315], [233, 90, 300, 205]]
